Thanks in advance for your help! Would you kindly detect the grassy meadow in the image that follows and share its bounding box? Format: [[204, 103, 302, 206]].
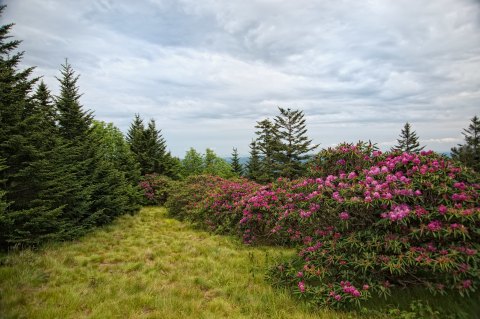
[[0, 207, 363, 319]]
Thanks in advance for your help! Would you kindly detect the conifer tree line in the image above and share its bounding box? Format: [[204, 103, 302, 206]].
[[0, 7, 143, 249]]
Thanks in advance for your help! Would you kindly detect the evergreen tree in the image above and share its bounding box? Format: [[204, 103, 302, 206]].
[[54, 62, 140, 228], [143, 119, 167, 174], [230, 147, 243, 176], [91, 120, 141, 185], [255, 119, 279, 182], [55, 60, 92, 141], [273, 107, 318, 179], [53, 61, 95, 226], [0, 9, 69, 247], [392, 122, 425, 153], [33, 81, 57, 135], [246, 140, 261, 181], [126, 114, 147, 172], [162, 152, 182, 180], [126, 114, 172, 176], [451, 115, 480, 171]]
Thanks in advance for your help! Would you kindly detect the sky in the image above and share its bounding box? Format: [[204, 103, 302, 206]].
[[2, 0, 480, 157]]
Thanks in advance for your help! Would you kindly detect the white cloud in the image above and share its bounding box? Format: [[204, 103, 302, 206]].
[[3, 0, 480, 156]]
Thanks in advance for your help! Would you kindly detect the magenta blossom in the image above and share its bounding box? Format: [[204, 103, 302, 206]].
[[427, 220, 442, 232], [298, 281, 306, 293], [339, 212, 350, 220]]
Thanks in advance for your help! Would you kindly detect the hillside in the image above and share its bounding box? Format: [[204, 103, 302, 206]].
[[0, 207, 360, 319]]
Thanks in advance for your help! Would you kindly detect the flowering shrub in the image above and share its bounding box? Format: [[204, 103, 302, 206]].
[[269, 149, 480, 308], [166, 175, 227, 221], [139, 174, 172, 205], [170, 145, 480, 308]]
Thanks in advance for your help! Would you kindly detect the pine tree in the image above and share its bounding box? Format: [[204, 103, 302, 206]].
[[231, 147, 243, 176], [451, 115, 480, 171], [393, 122, 425, 153], [255, 119, 279, 182], [246, 140, 261, 181], [273, 107, 318, 179]]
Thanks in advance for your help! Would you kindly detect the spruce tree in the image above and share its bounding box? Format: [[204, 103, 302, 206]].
[[255, 119, 279, 182], [91, 120, 141, 184], [126, 114, 148, 173], [246, 140, 261, 181], [162, 152, 182, 180], [451, 115, 480, 171], [126, 115, 172, 176], [393, 122, 425, 153], [55, 60, 92, 141], [54, 61, 95, 226], [231, 147, 243, 176], [144, 119, 167, 174], [54, 62, 140, 228], [0, 9, 68, 247], [273, 107, 318, 179]]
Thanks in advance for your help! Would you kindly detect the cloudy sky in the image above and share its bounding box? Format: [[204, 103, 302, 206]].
[[3, 0, 480, 156]]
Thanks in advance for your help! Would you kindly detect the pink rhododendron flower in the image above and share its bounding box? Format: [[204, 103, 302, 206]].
[[427, 220, 442, 232], [463, 280, 472, 289], [382, 204, 410, 221], [339, 212, 350, 220], [298, 281, 306, 293], [438, 205, 448, 215]]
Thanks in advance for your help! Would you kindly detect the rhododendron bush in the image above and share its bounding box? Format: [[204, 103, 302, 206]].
[[168, 143, 480, 308]]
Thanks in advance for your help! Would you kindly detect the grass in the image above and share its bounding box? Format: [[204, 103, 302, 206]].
[[2, 207, 478, 318], [0, 207, 363, 319]]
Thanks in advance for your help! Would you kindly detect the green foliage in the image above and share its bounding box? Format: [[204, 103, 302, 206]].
[[255, 119, 280, 182], [392, 122, 425, 153], [451, 115, 480, 172], [307, 141, 379, 177], [91, 120, 141, 184], [246, 140, 262, 181], [55, 60, 92, 141], [231, 147, 243, 176], [250, 108, 317, 182], [180, 148, 235, 178], [166, 175, 224, 220], [0, 9, 141, 249], [274, 107, 318, 179], [139, 174, 172, 205], [181, 148, 204, 177], [126, 114, 178, 177]]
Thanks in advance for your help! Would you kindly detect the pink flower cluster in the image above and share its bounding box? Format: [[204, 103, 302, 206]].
[[340, 281, 361, 297], [381, 204, 410, 221]]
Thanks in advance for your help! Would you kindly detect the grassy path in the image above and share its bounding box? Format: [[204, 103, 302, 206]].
[[0, 207, 359, 319]]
